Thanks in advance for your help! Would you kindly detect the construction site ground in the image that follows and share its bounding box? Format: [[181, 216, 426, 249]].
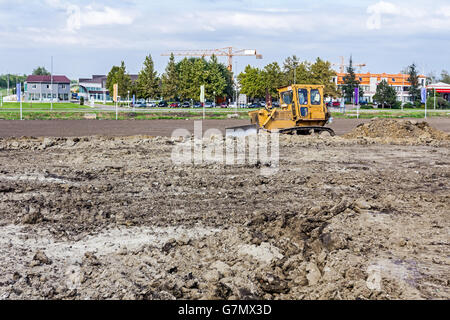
[[0, 118, 449, 138], [0, 119, 448, 300]]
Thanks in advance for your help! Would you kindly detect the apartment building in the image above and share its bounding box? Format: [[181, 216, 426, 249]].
[[333, 73, 427, 103]]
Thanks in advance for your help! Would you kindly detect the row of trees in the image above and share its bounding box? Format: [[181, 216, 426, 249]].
[[0, 67, 52, 91], [103, 54, 450, 106], [426, 70, 450, 85], [0, 74, 27, 90], [107, 54, 341, 102], [106, 54, 233, 101], [237, 56, 339, 100]]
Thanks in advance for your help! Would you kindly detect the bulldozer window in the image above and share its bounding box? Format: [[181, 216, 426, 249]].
[[311, 89, 321, 105], [281, 91, 293, 105], [298, 89, 308, 105]]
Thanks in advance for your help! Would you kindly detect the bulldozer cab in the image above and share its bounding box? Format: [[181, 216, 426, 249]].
[[278, 84, 325, 121], [241, 83, 332, 135]]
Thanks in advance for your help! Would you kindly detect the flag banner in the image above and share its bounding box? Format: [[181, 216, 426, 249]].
[[200, 85, 205, 103], [113, 84, 118, 102], [16, 83, 21, 102], [354, 87, 359, 105], [421, 88, 427, 103]]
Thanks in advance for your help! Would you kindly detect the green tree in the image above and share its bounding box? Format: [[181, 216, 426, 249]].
[[440, 70, 450, 84], [161, 53, 179, 101], [0, 74, 26, 88], [373, 80, 397, 108], [174, 56, 232, 101], [176, 58, 195, 100], [206, 55, 227, 100], [407, 63, 421, 103], [106, 66, 120, 96], [32, 67, 50, 76], [191, 58, 209, 101], [282, 55, 301, 85], [292, 63, 310, 85], [426, 71, 437, 84], [217, 62, 234, 99], [106, 61, 132, 100], [427, 96, 449, 109], [261, 62, 283, 99], [136, 54, 160, 99], [341, 56, 361, 102], [238, 65, 265, 100], [309, 58, 340, 98]]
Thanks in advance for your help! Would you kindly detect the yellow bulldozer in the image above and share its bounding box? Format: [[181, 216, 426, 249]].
[[227, 84, 335, 136]]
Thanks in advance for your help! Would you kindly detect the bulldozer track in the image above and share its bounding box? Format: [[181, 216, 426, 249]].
[[278, 126, 336, 136]]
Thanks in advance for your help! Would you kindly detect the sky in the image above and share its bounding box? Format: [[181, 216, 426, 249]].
[[0, 0, 449, 80]]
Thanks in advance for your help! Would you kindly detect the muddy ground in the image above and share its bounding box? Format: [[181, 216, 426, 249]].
[[0, 118, 449, 138], [0, 119, 448, 300]]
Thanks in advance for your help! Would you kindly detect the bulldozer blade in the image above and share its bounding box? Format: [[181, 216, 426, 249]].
[[225, 124, 259, 137]]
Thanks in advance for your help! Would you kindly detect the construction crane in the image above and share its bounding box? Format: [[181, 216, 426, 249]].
[[333, 56, 366, 73], [161, 47, 263, 72]]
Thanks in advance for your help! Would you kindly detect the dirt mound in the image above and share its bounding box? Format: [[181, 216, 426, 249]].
[[344, 119, 450, 141]]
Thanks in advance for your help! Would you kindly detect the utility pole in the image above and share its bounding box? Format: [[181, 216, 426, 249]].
[[434, 88, 436, 110], [294, 62, 298, 84], [401, 74, 404, 110], [237, 60, 239, 107], [51, 56, 53, 110]]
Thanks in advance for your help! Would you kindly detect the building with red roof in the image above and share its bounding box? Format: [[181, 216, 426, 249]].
[[25, 75, 71, 102]]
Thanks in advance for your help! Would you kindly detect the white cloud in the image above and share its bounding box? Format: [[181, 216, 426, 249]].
[[367, 1, 399, 15], [366, 1, 450, 31], [152, 10, 355, 36], [437, 6, 450, 18], [66, 5, 135, 32], [44, 0, 135, 32]]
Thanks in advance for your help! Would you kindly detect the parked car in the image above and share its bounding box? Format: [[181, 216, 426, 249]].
[[204, 102, 214, 108], [181, 101, 191, 108], [326, 101, 332, 107], [332, 101, 341, 107], [193, 102, 202, 108], [170, 102, 181, 108], [147, 102, 157, 108], [359, 101, 368, 105], [220, 102, 228, 108], [272, 101, 280, 108], [249, 102, 262, 108], [158, 101, 168, 108], [134, 101, 147, 108]]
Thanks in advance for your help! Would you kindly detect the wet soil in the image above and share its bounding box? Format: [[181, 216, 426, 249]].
[[0, 120, 448, 300]]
